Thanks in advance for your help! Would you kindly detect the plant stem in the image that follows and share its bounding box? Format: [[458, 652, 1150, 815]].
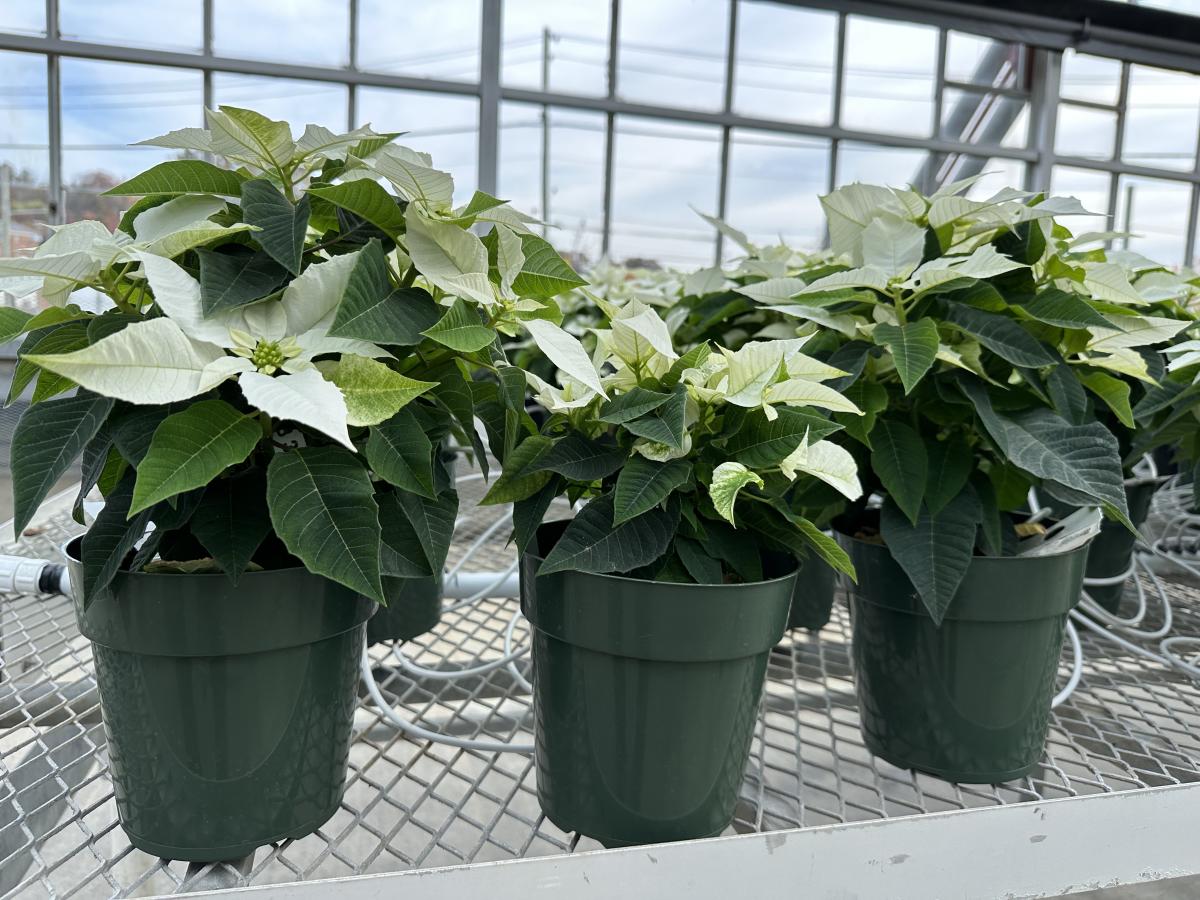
[[399, 265, 418, 288]]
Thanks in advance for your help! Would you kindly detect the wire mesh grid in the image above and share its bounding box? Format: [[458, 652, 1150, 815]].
[[4, 481, 1200, 898]]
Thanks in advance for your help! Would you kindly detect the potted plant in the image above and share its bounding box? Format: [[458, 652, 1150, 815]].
[[0, 106, 583, 859], [500, 298, 862, 845], [722, 178, 1193, 783]]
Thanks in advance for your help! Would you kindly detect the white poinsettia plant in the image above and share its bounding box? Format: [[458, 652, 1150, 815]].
[[2, 106, 589, 605], [486, 295, 863, 583]]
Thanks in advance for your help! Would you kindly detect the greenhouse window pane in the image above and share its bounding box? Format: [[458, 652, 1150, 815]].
[[610, 117, 721, 268], [1123, 65, 1200, 172], [0, 51, 49, 255], [60, 0, 203, 53], [1049, 166, 1111, 229], [732, 2, 836, 126], [61, 60, 203, 229], [836, 142, 927, 188], [940, 88, 1029, 149], [213, 74, 347, 132], [725, 130, 829, 254], [213, 0, 349, 68], [0, 4, 45, 36], [618, 0, 730, 113], [357, 0, 481, 81], [498, 103, 605, 265], [945, 31, 1026, 90], [357, 89, 479, 199], [932, 156, 1026, 199], [502, 0, 609, 97], [1115, 174, 1191, 265], [1055, 104, 1117, 160], [841, 17, 937, 138], [1060, 50, 1121, 106]]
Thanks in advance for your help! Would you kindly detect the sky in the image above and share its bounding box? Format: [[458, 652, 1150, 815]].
[[2, 0, 1200, 267]]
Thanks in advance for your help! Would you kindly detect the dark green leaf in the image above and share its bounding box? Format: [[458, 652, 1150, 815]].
[[9, 322, 90, 405], [307, 180, 406, 237], [924, 437, 973, 515], [531, 431, 625, 481], [940, 302, 1058, 367], [880, 489, 981, 625], [972, 473, 1003, 557], [480, 435, 553, 505], [994, 220, 1046, 266], [366, 407, 435, 498], [597, 386, 673, 424], [393, 487, 458, 573], [12, 390, 113, 537], [873, 319, 939, 394], [79, 473, 153, 600], [623, 388, 687, 450], [1080, 371, 1134, 429], [240, 178, 310, 274], [869, 420, 928, 525], [104, 160, 248, 196], [1019, 287, 1111, 329], [745, 502, 856, 580], [675, 537, 723, 584], [725, 407, 842, 468], [422, 297, 495, 352], [427, 361, 487, 477], [661, 343, 713, 389], [613, 456, 692, 525], [189, 472, 272, 582], [0, 307, 32, 343], [538, 493, 677, 576], [73, 427, 114, 524], [378, 490, 433, 577], [1046, 364, 1089, 425], [196, 247, 287, 315], [510, 232, 587, 298], [266, 447, 383, 601], [511, 475, 562, 556]]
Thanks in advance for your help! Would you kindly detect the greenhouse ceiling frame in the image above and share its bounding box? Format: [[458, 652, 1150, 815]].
[[4, 0, 1200, 263]]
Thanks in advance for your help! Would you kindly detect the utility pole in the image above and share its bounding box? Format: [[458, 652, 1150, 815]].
[[0, 164, 10, 257], [540, 26, 551, 238]]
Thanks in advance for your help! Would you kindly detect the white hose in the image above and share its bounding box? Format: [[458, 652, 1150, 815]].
[[1051, 620, 1083, 709]]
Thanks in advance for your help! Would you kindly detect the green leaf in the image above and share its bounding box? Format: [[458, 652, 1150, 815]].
[[378, 491, 435, 577], [1046, 364, 1088, 425], [130, 399, 260, 514], [11, 390, 113, 536], [1020, 287, 1111, 329], [940, 303, 1058, 368], [428, 361, 487, 477], [511, 476, 562, 556], [0, 307, 32, 343], [709, 462, 764, 527], [880, 489, 981, 625], [747, 501, 856, 580], [972, 472, 1003, 557], [661, 343, 712, 389], [393, 487, 458, 573], [421, 297, 496, 352], [870, 420, 928, 525], [12, 322, 90, 405], [960, 378, 1131, 527], [196, 248, 287, 315], [240, 178, 310, 274], [189, 474, 272, 583], [329, 242, 441, 344], [79, 473, 154, 600], [1080, 371, 1135, 429], [308, 180, 406, 237], [324, 354, 435, 427], [480, 435, 554, 505], [994, 220, 1046, 266], [623, 388, 687, 450], [614, 457, 691, 525], [724, 407, 842, 468], [598, 386, 673, 424], [366, 408, 435, 498], [873, 319, 939, 394], [531, 432, 626, 481], [538, 493, 676, 576], [266, 447, 384, 601], [924, 437, 972, 515], [74, 427, 114, 524], [207, 105, 294, 173], [510, 232, 587, 298], [675, 537, 723, 584], [104, 160, 247, 197]]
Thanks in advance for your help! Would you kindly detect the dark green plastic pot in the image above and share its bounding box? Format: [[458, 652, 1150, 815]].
[[520, 522, 797, 847], [367, 575, 442, 644], [1085, 478, 1157, 613], [65, 537, 375, 862], [839, 526, 1089, 784], [788, 555, 837, 631]]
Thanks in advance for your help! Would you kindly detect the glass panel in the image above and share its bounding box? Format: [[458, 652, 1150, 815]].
[[357, 89, 479, 199], [732, 2, 837, 126], [610, 117, 721, 267], [726, 130, 829, 254], [61, 60, 203, 228], [945, 31, 1025, 90], [841, 16, 937, 138], [0, 51, 49, 256], [1060, 50, 1121, 106], [940, 88, 1029, 149], [932, 155, 1026, 199], [1138, 0, 1200, 13], [0, 4, 46, 36], [618, 0, 730, 113], [499, 103, 606, 265], [837, 141, 927, 187], [358, 0, 481, 81], [213, 0, 350, 68], [213, 74, 347, 132], [502, 0, 609, 97], [1055, 104, 1117, 160], [1123, 64, 1200, 172], [1115, 174, 1191, 265], [1050, 165, 1111, 229], [60, 0, 203, 53]]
